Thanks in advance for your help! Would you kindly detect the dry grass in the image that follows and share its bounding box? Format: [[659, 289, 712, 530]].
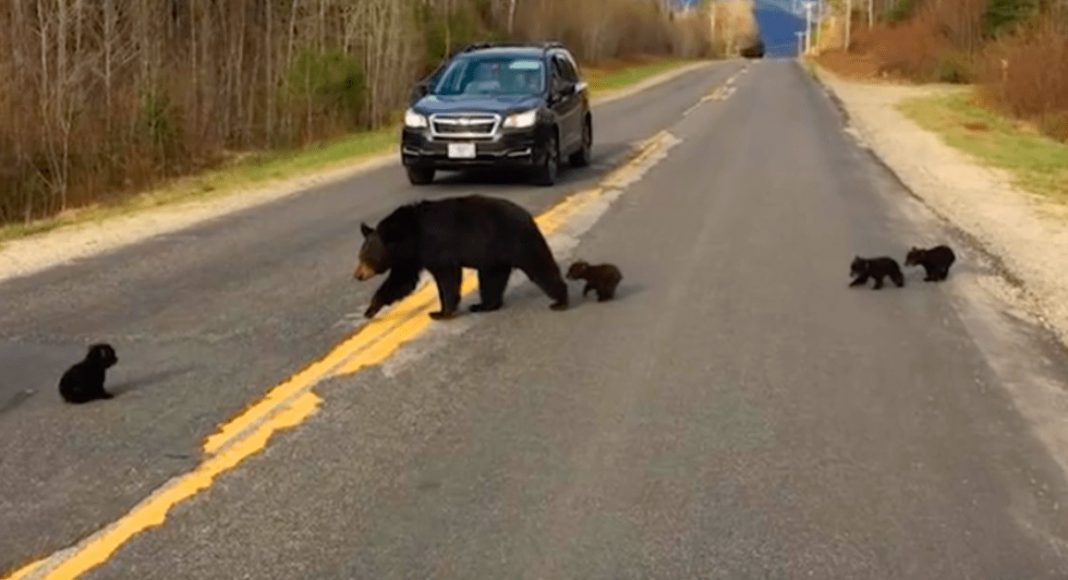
[[900, 90, 1068, 201], [981, 21, 1068, 142], [816, 0, 983, 83]]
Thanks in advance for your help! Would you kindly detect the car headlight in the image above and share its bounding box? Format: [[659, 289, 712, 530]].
[[502, 109, 537, 129], [404, 109, 428, 129]]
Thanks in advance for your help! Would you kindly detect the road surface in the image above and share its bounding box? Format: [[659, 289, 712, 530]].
[[3, 59, 1068, 579]]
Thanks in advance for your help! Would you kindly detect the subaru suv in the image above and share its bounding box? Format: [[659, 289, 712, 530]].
[[401, 42, 593, 187]]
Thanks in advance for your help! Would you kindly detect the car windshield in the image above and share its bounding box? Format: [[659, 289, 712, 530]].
[[432, 55, 546, 97]]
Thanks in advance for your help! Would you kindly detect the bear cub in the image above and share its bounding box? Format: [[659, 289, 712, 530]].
[[905, 244, 956, 282], [59, 343, 118, 404], [566, 260, 622, 302], [849, 256, 905, 290]]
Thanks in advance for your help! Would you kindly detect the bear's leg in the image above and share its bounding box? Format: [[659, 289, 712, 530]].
[[892, 270, 905, 288], [471, 266, 511, 313], [598, 285, 616, 302], [873, 274, 885, 290], [849, 274, 869, 288], [520, 262, 569, 311], [427, 265, 462, 320], [923, 265, 936, 282], [583, 283, 593, 297]]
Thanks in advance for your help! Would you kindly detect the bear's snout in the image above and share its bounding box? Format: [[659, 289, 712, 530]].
[[354, 262, 377, 281]]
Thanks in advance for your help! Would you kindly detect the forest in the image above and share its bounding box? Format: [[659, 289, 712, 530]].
[[0, 0, 721, 226]]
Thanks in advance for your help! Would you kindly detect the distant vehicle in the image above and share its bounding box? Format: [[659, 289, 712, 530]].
[[741, 39, 765, 59], [401, 42, 593, 187]]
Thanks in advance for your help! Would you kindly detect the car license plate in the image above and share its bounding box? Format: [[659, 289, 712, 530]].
[[447, 143, 476, 159]]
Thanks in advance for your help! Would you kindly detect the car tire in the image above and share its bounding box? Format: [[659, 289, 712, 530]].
[[569, 119, 592, 168], [532, 133, 559, 187], [406, 166, 435, 186]]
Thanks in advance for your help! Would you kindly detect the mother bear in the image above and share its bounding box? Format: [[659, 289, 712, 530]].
[[354, 195, 569, 320]]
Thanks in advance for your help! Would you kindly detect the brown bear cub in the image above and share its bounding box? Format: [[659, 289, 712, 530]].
[[566, 260, 622, 302], [905, 244, 956, 282], [849, 256, 905, 290], [59, 343, 118, 404]]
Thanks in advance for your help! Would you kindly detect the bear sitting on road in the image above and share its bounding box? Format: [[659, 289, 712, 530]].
[[354, 195, 569, 320]]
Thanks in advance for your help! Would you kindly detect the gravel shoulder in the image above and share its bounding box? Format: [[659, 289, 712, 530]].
[[813, 65, 1068, 349]]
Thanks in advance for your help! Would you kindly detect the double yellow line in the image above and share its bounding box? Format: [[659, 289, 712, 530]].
[[5, 130, 676, 580]]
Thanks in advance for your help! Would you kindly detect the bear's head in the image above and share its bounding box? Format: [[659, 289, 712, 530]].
[[87, 343, 118, 369], [566, 261, 590, 280], [904, 247, 924, 266], [850, 256, 867, 277], [354, 223, 391, 281]]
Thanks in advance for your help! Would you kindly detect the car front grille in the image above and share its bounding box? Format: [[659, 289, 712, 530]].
[[430, 113, 500, 139]]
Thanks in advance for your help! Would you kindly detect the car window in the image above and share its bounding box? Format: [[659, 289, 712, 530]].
[[550, 56, 570, 90], [432, 56, 546, 96], [556, 54, 580, 83]]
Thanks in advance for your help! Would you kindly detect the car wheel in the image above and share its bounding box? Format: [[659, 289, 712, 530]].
[[569, 119, 592, 168], [533, 133, 559, 187], [406, 166, 435, 186]]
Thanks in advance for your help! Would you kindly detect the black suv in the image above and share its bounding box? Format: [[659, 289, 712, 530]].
[[401, 42, 592, 187]]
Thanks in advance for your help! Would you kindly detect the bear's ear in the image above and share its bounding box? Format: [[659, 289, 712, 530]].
[[360, 223, 374, 238]]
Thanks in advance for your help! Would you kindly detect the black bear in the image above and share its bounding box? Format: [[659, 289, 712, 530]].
[[566, 260, 623, 302], [59, 343, 118, 404], [849, 256, 905, 290], [905, 245, 956, 282], [354, 195, 569, 320]]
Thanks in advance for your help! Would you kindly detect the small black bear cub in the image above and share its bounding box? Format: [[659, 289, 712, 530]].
[[59, 343, 118, 404], [849, 256, 905, 290], [566, 260, 622, 302], [905, 244, 956, 282]]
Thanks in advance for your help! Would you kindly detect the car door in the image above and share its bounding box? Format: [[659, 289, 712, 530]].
[[549, 53, 581, 154], [559, 52, 588, 151]]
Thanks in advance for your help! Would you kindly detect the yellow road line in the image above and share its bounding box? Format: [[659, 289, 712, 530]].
[[203, 279, 441, 455], [4, 561, 44, 580], [47, 393, 320, 580], [3, 130, 674, 580]]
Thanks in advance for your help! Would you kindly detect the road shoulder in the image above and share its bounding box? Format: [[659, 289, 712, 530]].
[[812, 64, 1068, 349]]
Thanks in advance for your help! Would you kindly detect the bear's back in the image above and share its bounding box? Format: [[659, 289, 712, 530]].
[[412, 195, 545, 266]]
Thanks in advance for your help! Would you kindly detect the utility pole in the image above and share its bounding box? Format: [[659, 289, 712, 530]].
[[815, 0, 823, 50], [868, 0, 874, 28], [796, 31, 805, 57], [803, 1, 814, 54]]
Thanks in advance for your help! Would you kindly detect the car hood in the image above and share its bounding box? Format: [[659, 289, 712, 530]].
[[414, 94, 542, 116]]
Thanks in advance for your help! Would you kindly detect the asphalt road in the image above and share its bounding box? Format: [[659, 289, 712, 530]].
[[5, 59, 1068, 579]]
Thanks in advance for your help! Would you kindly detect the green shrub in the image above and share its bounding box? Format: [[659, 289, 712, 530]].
[[982, 0, 1038, 38]]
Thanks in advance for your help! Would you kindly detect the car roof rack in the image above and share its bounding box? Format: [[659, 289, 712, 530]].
[[459, 41, 565, 54]]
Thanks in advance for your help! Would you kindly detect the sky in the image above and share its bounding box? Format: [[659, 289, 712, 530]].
[[674, 0, 806, 59], [753, 5, 806, 58]]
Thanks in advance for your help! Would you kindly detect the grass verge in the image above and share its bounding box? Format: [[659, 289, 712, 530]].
[[0, 128, 397, 244], [899, 90, 1068, 202], [0, 57, 699, 245], [584, 57, 694, 96]]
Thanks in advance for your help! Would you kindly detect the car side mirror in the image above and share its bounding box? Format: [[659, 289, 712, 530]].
[[554, 80, 576, 99]]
